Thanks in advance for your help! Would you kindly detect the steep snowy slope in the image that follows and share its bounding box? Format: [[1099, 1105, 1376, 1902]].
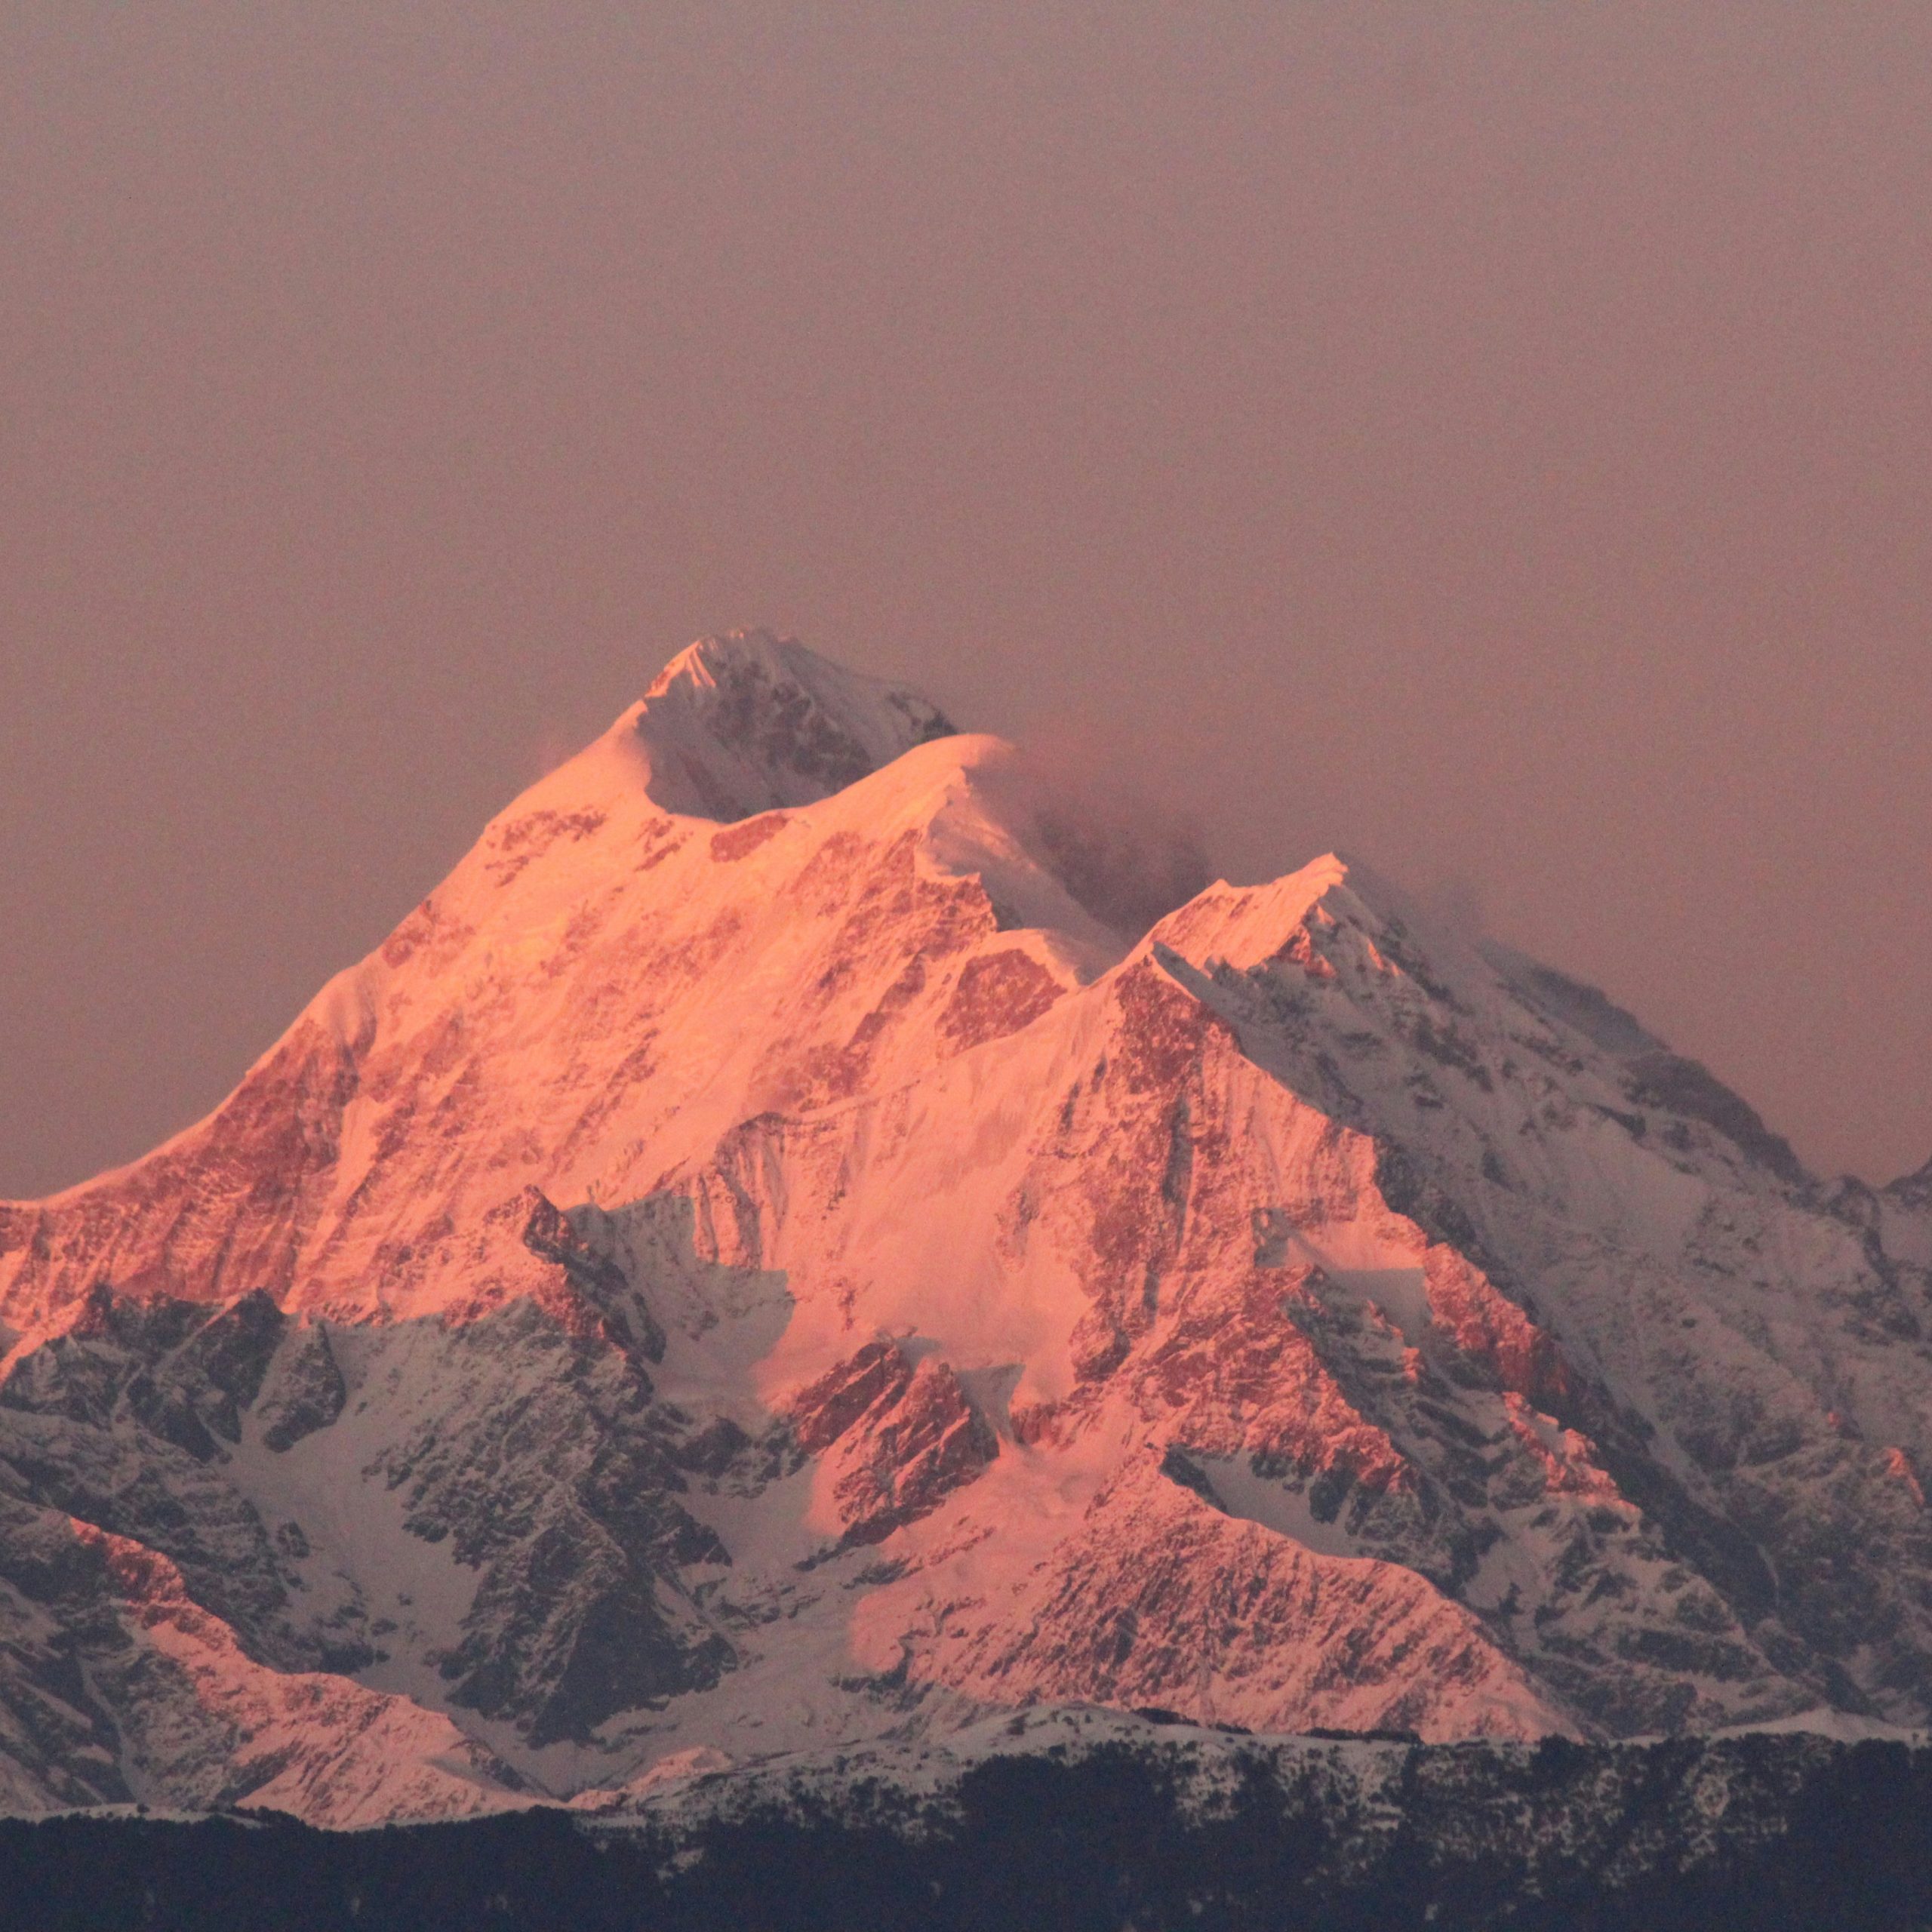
[[2, 629, 1929, 1820]]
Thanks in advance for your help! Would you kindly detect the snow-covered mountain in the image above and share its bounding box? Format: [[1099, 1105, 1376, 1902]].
[[2, 629, 1930, 1823]]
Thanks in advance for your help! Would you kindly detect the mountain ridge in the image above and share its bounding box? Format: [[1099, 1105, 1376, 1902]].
[[2, 632, 1930, 1821]]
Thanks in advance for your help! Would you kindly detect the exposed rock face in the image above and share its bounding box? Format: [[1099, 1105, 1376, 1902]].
[[784, 1343, 999, 1546], [4, 632, 1932, 1820], [256, 1324, 346, 1453], [863, 1459, 1554, 1737], [0, 1500, 516, 1823]]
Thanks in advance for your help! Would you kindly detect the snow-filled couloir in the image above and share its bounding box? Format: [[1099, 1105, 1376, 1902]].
[[3, 628, 1932, 1822]]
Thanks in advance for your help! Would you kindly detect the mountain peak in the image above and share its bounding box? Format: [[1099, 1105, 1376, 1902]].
[[642, 626, 808, 699], [1145, 856, 1350, 972], [626, 629, 957, 821]]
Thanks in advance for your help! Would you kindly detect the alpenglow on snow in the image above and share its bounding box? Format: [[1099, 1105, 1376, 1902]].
[[2, 630, 1930, 1821]]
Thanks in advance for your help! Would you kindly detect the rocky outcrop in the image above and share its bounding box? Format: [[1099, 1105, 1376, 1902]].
[[0, 1500, 517, 1823], [785, 1343, 998, 1546], [872, 1460, 1559, 1739]]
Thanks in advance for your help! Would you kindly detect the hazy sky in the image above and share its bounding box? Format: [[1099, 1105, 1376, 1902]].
[[5, 3, 1930, 1196]]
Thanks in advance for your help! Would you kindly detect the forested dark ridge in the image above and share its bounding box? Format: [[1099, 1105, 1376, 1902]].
[[6, 1733, 1932, 1931]]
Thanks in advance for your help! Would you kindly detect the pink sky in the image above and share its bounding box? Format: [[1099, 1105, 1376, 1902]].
[[4, 3, 1930, 1192]]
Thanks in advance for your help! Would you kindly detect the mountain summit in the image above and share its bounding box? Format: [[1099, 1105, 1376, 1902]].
[[2, 635, 1930, 1823], [623, 629, 958, 820]]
